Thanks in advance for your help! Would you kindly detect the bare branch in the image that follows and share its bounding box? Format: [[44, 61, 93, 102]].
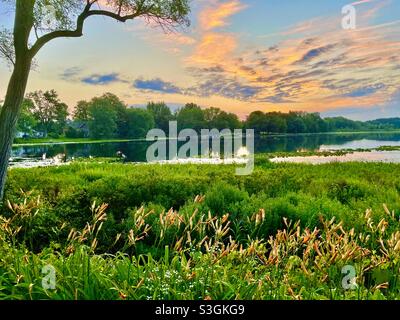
[[0, 29, 15, 66]]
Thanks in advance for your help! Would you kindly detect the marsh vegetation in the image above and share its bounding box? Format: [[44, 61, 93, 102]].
[[0, 161, 399, 299]]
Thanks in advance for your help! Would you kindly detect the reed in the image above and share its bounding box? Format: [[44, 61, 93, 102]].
[[0, 193, 398, 300]]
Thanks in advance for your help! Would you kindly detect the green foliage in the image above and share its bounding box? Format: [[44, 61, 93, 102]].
[[146, 102, 173, 132], [24, 90, 69, 137], [204, 107, 241, 130], [244, 111, 397, 135], [4, 161, 400, 252], [1, 165, 399, 300], [88, 95, 119, 139], [245, 111, 266, 133], [64, 126, 86, 139], [16, 99, 38, 135], [286, 112, 306, 133], [202, 182, 249, 218], [368, 118, 400, 129], [13, 91, 400, 143], [325, 117, 366, 131], [328, 180, 368, 204], [125, 108, 155, 138], [30, 0, 191, 36], [176, 103, 206, 132], [73, 100, 90, 122]]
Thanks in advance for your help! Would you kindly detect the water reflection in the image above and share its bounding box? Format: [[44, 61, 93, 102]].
[[271, 151, 400, 164], [11, 132, 400, 164], [255, 132, 400, 153]]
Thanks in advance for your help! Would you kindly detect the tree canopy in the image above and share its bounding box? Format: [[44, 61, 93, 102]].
[[25, 90, 69, 137], [14, 90, 397, 140], [176, 103, 206, 132], [126, 108, 155, 138], [0, 0, 191, 66], [146, 102, 173, 133]]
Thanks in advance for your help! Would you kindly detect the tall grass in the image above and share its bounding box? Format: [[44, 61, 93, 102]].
[[0, 187, 399, 300]]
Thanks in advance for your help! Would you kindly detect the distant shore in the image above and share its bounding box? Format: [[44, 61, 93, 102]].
[[12, 137, 147, 147], [12, 129, 400, 147]]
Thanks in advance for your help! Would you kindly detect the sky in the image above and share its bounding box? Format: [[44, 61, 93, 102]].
[[0, 0, 399, 121]]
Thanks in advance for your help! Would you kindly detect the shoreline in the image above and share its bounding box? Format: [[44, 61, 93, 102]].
[[12, 129, 400, 147]]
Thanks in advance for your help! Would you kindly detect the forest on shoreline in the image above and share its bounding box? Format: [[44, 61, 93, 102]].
[[2, 90, 400, 141]]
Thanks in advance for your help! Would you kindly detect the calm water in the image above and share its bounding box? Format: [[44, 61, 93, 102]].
[[10, 132, 400, 164]]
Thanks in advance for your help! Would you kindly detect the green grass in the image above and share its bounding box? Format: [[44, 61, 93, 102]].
[[1, 160, 399, 300]]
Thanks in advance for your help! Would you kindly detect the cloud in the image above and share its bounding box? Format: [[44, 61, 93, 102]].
[[197, 65, 225, 73], [73, 0, 399, 116], [190, 74, 262, 100], [322, 89, 400, 121], [60, 67, 83, 81], [61, 69, 129, 86], [132, 74, 263, 102], [81, 73, 127, 85], [199, 0, 248, 31], [186, 1, 246, 66], [133, 78, 183, 94], [344, 83, 386, 97], [189, 33, 237, 65], [296, 44, 337, 64], [179, 0, 400, 114], [260, 92, 294, 104]]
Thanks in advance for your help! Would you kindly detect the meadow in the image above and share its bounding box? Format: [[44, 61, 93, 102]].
[[0, 159, 399, 300]]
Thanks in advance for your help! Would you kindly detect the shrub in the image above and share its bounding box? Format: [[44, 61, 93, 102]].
[[202, 182, 249, 218]]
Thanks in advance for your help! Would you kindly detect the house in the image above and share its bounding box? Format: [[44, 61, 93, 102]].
[[66, 120, 90, 138], [15, 129, 44, 139]]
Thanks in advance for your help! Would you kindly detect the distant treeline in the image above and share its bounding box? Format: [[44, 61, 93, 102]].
[[245, 111, 400, 134], [4, 90, 400, 139]]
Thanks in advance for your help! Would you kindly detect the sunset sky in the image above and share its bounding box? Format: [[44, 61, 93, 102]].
[[0, 0, 399, 120]]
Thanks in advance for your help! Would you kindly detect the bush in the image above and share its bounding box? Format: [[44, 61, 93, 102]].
[[202, 182, 249, 218], [65, 126, 85, 138], [328, 180, 367, 204]]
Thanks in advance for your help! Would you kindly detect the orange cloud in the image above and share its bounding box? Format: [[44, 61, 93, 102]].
[[186, 1, 247, 66], [199, 0, 248, 31], [189, 33, 237, 64]]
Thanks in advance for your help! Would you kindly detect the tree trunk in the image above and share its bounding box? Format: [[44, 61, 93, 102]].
[[0, 57, 32, 200], [0, 0, 35, 201]]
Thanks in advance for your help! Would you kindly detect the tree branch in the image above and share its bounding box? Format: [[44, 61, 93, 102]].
[[0, 46, 15, 66], [29, 3, 92, 58], [29, 5, 141, 58], [28, 0, 190, 59], [88, 10, 140, 22], [0, 29, 15, 66]]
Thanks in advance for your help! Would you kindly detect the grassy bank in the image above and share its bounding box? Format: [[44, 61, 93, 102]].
[[1, 161, 399, 299]]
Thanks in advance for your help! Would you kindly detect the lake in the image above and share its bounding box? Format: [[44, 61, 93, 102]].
[[10, 132, 400, 166]]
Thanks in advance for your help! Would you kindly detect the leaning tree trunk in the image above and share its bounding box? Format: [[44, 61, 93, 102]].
[[0, 56, 32, 200], [0, 0, 35, 201]]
